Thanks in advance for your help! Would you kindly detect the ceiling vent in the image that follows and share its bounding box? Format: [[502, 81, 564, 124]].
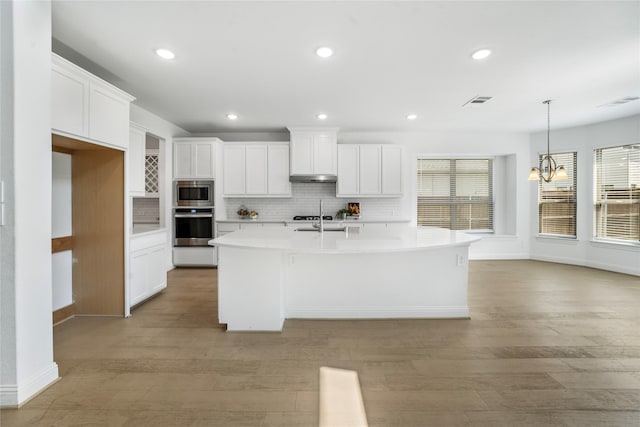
[[463, 95, 493, 107], [598, 96, 640, 108]]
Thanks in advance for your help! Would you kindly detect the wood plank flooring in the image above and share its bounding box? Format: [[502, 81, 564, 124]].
[[2, 260, 639, 426]]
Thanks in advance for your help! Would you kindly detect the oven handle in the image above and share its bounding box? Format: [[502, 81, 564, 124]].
[[174, 214, 214, 218]]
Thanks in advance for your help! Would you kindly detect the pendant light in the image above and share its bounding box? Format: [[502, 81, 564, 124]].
[[528, 100, 568, 182]]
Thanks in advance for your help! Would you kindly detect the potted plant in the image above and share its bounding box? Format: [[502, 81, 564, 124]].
[[336, 208, 351, 220]]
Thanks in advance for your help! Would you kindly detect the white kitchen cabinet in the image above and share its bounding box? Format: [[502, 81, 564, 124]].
[[217, 221, 287, 236], [267, 144, 292, 195], [129, 230, 168, 307], [359, 145, 382, 195], [51, 53, 134, 150], [173, 138, 218, 179], [337, 145, 359, 195], [223, 145, 246, 195], [89, 85, 131, 148], [128, 123, 146, 196], [288, 128, 338, 176], [336, 144, 403, 197], [52, 60, 88, 137], [222, 142, 291, 197], [246, 145, 268, 195], [381, 145, 403, 196]]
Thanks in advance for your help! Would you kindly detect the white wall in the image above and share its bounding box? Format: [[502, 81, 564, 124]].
[[0, 1, 59, 407], [529, 114, 640, 276], [52, 152, 72, 311], [130, 104, 190, 268]]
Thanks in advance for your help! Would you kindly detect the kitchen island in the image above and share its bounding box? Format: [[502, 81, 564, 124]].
[[210, 227, 481, 331]]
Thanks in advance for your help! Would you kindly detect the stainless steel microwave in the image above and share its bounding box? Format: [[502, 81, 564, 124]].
[[174, 180, 214, 207]]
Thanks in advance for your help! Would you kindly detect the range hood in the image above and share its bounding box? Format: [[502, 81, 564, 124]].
[[289, 174, 337, 183]]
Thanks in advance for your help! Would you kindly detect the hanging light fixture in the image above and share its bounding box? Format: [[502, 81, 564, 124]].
[[528, 100, 568, 182]]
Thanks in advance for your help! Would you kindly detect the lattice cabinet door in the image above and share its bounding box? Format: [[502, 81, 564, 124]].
[[145, 150, 159, 196]]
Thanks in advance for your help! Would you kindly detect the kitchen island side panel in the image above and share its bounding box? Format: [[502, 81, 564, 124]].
[[217, 246, 285, 331], [284, 247, 469, 319]]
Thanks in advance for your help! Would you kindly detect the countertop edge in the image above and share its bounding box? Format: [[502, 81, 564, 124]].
[[216, 219, 412, 224], [209, 229, 481, 254], [131, 226, 167, 238]]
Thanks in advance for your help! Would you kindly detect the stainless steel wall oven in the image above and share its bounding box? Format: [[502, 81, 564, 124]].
[[173, 208, 214, 247]]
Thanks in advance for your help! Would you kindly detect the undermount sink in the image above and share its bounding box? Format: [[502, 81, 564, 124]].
[[295, 227, 346, 232]]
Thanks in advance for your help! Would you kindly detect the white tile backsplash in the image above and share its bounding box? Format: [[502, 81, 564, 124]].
[[133, 197, 160, 224], [224, 183, 403, 220]]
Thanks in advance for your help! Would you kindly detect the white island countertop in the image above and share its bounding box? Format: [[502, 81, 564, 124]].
[[210, 226, 481, 254]]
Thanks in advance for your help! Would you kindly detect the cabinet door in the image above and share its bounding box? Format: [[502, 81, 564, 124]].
[[128, 126, 146, 195], [382, 145, 403, 195], [245, 145, 268, 195], [194, 142, 215, 178], [173, 142, 193, 179], [290, 133, 314, 175], [363, 223, 387, 231], [223, 145, 246, 195], [130, 249, 148, 306], [267, 145, 292, 196], [88, 84, 130, 149], [313, 133, 337, 174], [359, 145, 381, 195], [147, 245, 167, 294], [52, 65, 88, 137], [337, 145, 359, 196]]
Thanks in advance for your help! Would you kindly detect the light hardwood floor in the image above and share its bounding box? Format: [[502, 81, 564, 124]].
[[2, 261, 640, 426]]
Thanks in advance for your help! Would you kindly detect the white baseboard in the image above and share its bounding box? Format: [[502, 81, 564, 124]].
[[532, 254, 640, 277], [0, 362, 59, 407], [286, 306, 469, 319], [586, 260, 640, 277], [470, 252, 529, 260], [530, 253, 585, 267]]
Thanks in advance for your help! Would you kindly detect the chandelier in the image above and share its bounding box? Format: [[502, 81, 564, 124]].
[[528, 100, 568, 183]]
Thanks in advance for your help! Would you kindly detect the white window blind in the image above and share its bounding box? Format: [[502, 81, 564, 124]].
[[594, 144, 640, 243], [417, 158, 493, 231], [538, 152, 577, 237]]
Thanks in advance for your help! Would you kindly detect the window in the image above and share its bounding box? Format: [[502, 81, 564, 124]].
[[417, 158, 493, 231], [538, 152, 577, 237], [594, 144, 640, 243]]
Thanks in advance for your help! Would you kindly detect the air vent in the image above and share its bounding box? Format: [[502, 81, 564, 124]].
[[463, 95, 493, 106], [598, 96, 640, 108]]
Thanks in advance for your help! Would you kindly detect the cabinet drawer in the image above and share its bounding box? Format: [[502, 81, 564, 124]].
[[217, 223, 241, 233]]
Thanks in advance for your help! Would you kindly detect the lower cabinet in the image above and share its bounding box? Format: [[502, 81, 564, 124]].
[[130, 231, 168, 307]]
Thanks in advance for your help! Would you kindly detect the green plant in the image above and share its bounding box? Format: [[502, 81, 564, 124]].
[[336, 208, 351, 218]]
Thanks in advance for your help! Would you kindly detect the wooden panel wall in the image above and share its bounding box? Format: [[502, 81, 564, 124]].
[[72, 148, 125, 315]]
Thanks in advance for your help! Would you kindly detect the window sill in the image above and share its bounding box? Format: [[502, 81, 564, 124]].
[[590, 239, 640, 251], [535, 235, 579, 245], [536, 234, 578, 241]]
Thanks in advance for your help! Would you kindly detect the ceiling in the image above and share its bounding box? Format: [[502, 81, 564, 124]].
[[51, 1, 640, 134]]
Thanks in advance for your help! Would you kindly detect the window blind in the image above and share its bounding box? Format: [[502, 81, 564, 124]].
[[417, 158, 493, 231], [538, 152, 577, 237], [594, 144, 640, 243]]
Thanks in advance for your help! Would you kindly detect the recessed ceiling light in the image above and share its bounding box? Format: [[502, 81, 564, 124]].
[[226, 113, 238, 120], [407, 114, 417, 120], [155, 48, 175, 60], [317, 113, 328, 120], [316, 47, 334, 58], [471, 49, 491, 60]]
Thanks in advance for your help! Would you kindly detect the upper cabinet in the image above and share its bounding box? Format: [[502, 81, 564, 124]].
[[223, 142, 292, 198], [173, 138, 218, 180], [128, 123, 147, 196], [336, 144, 403, 198], [288, 127, 338, 176], [51, 53, 135, 150]]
